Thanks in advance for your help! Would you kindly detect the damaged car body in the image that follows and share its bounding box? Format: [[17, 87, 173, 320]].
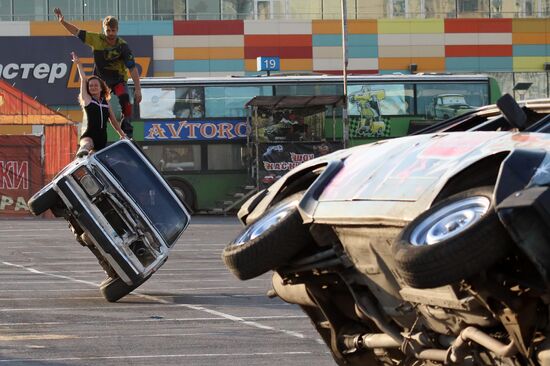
[[222, 95, 550, 365], [29, 140, 190, 302]]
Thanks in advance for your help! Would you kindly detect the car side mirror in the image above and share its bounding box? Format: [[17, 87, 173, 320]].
[[497, 93, 528, 130]]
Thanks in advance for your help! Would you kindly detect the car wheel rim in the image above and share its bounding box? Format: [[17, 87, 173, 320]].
[[233, 197, 299, 246], [409, 196, 490, 246]]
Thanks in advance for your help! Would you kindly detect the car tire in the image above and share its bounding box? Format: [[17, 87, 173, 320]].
[[222, 191, 313, 280], [392, 186, 513, 289], [100, 276, 148, 302], [168, 179, 195, 211], [28, 185, 60, 216]]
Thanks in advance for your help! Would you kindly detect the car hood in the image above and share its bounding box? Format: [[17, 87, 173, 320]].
[[309, 131, 550, 225]]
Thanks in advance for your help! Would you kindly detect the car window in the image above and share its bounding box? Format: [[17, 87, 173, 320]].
[[96, 143, 189, 245]]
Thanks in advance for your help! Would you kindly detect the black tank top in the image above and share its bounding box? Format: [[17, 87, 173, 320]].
[[84, 97, 109, 132]]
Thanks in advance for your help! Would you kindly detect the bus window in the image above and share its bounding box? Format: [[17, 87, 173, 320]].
[[207, 144, 246, 170], [275, 83, 341, 97], [417, 83, 489, 119], [173, 87, 205, 118], [140, 87, 177, 118], [205, 86, 272, 117], [142, 144, 202, 172], [139, 87, 205, 119], [348, 83, 414, 116]]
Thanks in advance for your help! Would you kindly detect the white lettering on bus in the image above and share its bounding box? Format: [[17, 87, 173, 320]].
[[0, 63, 67, 83], [0, 195, 29, 211], [0, 161, 29, 190]]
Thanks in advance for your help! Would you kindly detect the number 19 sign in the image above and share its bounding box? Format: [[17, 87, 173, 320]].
[[256, 56, 280, 72]]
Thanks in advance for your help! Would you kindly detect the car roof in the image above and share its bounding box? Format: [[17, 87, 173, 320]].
[[415, 97, 550, 134]]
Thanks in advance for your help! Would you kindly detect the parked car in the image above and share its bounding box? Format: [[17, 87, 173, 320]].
[[222, 94, 550, 365], [29, 140, 190, 302], [426, 93, 477, 119]]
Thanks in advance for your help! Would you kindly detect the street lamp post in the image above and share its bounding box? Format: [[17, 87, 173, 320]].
[[341, 0, 349, 148]]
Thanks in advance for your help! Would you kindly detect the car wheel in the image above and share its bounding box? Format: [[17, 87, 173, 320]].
[[392, 186, 513, 289], [222, 191, 314, 280], [28, 185, 60, 215], [100, 276, 148, 302], [168, 179, 195, 211]]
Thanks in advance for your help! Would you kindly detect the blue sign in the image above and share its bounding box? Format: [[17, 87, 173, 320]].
[[0, 36, 153, 105], [256, 56, 280, 72], [144, 119, 247, 141]]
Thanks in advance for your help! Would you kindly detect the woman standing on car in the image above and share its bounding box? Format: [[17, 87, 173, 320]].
[[72, 51, 126, 158]]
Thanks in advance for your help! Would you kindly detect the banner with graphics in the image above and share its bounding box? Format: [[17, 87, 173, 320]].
[[0, 36, 153, 105], [258, 141, 342, 188], [144, 119, 247, 141], [0, 135, 42, 218]]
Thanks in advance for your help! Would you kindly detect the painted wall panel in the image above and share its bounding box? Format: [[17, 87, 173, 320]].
[[154, 35, 175, 47], [410, 46, 445, 57], [312, 20, 340, 34], [313, 47, 341, 58], [153, 60, 175, 73], [512, 33, 547, 44], [313, 58, 342, 70], [312, 34, 341, 47], [277, 21, 311, 35], [513, 56, 548, 71], [513, 45, 547, 57], [446, 57, 480, 71], [208, 35, 244, 47], [479, 57, 513, 71], [210, 59, 244, 71], [280, 58, 313, 70], [378, 46, 412, 57], [349, 46, 378, 58], [348, 34, 378, 47], [378, 57, 411, 70], [445, 33, 480, 45], [348, 20, 377, 34], [1, 21, 30, 36], [244, 20, 279, 34], [478, 33, 512, 44], [119, 21, 173, 35], [174, 20, 243, 35], [512, 19, 547, 33], [245, 35, 311, 47], [154, 47, 174, 60], [348, 58, 379, 70]]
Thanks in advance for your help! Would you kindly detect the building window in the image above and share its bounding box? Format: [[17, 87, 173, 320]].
[[207, 144, 246, 170], [154, 0, 186, 20], [119, 0, 152, 20], [49, 0, 83, 21], [14, 0, 47, 21], [189, 0, 221, 19], [222, 0, 253, 19], [84, 0, 117, 20], [0, 0, 11, 21], [288, 0, 322, 19]]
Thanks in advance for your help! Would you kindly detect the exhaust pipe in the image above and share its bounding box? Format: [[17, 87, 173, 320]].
[[449, 326, 517, 363]]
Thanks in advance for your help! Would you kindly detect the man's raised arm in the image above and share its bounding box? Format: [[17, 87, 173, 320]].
[[54, 8, 79, 36]]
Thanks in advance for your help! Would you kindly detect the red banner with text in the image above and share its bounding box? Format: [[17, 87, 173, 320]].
[[0, 135, 42, 218]]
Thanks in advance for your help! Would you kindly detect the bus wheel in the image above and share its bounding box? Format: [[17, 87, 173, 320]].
[[222, 191, 314, 280], [169, 180, 195, 211]]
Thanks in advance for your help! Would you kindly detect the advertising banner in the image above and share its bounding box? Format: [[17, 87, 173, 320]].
[[258, 141, 342, 187], [0, 36, 153, 105], [0, 135, 42, 218], [144, 119, 247, 141]]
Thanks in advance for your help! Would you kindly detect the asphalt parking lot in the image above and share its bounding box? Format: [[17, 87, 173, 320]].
[[0, 216, 334, 365]]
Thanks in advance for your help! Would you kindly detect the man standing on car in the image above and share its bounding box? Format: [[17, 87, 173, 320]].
[[54, 8, 142, 138]]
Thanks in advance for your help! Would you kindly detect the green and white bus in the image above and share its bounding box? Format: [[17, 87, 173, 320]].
[[113, 73, 500, 213]]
